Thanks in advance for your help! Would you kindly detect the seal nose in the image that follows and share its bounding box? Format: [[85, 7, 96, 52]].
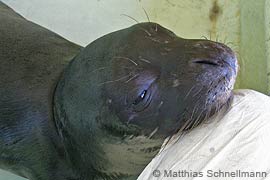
[[192, 59, 219, 66], [192, 40, 238, 74], [215, 43, 238, 74], [223, 51, 238, 74]]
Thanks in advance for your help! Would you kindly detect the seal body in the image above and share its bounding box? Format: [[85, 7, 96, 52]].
[[0, 2, 238, 180], [0, 2, 81, 179]]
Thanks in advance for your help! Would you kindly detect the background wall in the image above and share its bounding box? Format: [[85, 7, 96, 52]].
[[2, 0, 269, 94], [266, 0, 270, 92], [240, 0, 269, 94], [0, 0, 269, 179], [1, 0, 240, 47], [1, 0, 241, 83]]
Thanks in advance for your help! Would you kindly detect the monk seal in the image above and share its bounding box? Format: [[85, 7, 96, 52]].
[[0, 2, 238, 180]]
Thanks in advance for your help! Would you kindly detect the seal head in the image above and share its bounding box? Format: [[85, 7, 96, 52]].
[[54, 22, 238, 178]]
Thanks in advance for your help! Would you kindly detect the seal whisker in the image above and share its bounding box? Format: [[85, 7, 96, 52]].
[[225, 41, 236, 47], [184, 119, 195, 131], [98, 74, 131, 86], [191, 109, 205, 129], [121, 13, 140, 24], [148, 127, 158, 139], [215, 35, 219, 42], [120, 14, 152, 36], [223, 36, 228, 44], [161, 127, 190, 154], [184, 85, 196, 100], [146, 36, 163, 43], [201, 36, 208, 40], [177, 114, 196, 135], [214, 101, 221, 116], [192, 87, 203, 97], [186, 105, 199, 129], [91, 67, 107, 73], [159, 136, 173, 153], [205, 106, 212, 122], [113, 56, 138, 66], [140, 28, 152, 36], [188, 96, 208, 129], [138, 56, 151, 64], [125, 73, 140, 83], [234, 50, 240, 57], [214, 102, 219, 115], [142, 7, 150, 22], [159, 120, 189, 153]]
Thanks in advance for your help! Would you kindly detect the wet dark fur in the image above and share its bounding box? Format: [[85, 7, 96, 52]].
[[0, 2, 237, 180], [0, 2, 81, 179]]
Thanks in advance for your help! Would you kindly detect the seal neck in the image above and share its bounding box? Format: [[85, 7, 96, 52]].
[[53, 99, 163, 179]]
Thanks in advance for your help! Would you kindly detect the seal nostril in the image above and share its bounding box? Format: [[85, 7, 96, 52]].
[[193, 60, 219, 66]]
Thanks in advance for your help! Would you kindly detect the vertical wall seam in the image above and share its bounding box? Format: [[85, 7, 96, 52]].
[[265, 0, 270, 94], [240, 0, 268, 93]]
